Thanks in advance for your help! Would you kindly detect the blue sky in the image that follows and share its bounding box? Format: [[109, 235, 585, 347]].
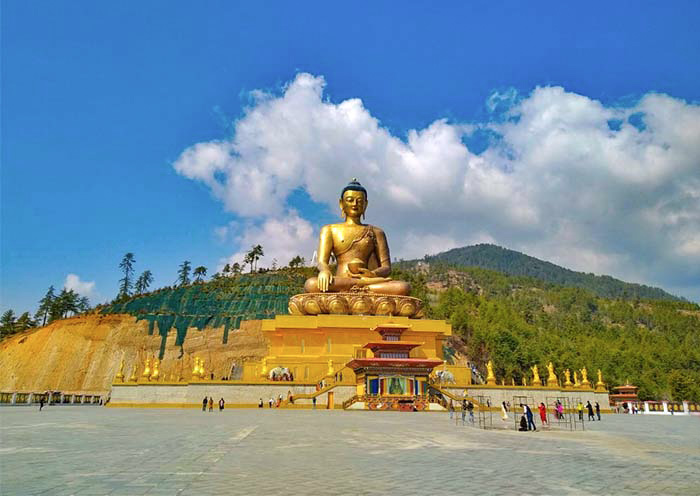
[[3, 1, 700, 313]]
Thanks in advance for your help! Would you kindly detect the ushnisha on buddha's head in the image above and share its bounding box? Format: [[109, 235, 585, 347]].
[[339, 178, 368, 220]]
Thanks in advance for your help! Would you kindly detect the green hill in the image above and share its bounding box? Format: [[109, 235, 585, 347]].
[[413, 244, 683, 302]]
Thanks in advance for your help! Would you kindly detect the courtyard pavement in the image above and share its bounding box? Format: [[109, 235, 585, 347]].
[[1, 406, 699, 495]]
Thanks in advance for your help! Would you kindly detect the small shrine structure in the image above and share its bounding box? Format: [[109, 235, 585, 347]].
[[345, 324, 443, 410]]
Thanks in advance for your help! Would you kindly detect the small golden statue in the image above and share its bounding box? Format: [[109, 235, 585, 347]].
[[290, 180, 422, 317], [580, 367, 590, 387], [115, 358, 125, 382], [522, 376, 527, 387], [198, 358, 206, 379], [547, 362, 558, 387], [151, 358, 160, 381], [501, 379, 505, 386], [564, 369, 572, 387], [511, 378, 515, 387], [574, 371, 581, 388], [142, 357, 151, 379], [486, 360, 496, 385], [260, 357, 268, 377], [531, 365, 541, 386], [595, 369, 605, 391], [129, 365, 137, 382], [192, 357, 200, 378], [327, 359, 334, 376]]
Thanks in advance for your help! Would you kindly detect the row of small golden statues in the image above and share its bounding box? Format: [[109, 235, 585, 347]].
[[485, 360, 606, 390], [114, 356, 208, 383]]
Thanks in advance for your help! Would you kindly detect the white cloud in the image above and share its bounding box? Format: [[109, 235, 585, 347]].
[[174, 73, 700, 300], [64, 274, 96, 299], [219, 211, 315, 271]]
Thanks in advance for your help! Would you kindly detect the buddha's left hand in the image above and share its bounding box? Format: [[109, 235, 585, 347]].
[[349, 268, 376, 278]]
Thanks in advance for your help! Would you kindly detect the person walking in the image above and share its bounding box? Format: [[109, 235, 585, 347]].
[[523, 404, 536, 431], [556, 401, 564, 420], [208, 397, 214, 412], [449, 400, 454, 420], [219, 398, 225, 411], [39, 396, 45, 411], [202, 396, 208, 412], [577, 401, 584, 421], [538, 402, 547, 425], [586, 401, 595, 421], [500, 401, 509, 421], [258, 398, 263, 408], [467, 401, 475, 424], [268, 397, 273, 408], [312, 396, 317, 409], [595, 402, 601, 420]]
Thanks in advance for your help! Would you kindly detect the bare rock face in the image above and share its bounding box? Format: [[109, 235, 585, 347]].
[[0, 314, 267, 393]]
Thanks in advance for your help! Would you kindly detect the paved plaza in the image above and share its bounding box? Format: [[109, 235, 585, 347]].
[[1, 406, 699, 495]]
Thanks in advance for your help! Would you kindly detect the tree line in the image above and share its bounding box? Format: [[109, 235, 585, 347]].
[[1, 286, 91, 339], [1, 244, 310, 339]]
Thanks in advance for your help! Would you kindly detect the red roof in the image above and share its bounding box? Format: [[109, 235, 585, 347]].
[[346, 357, 443, 370], [362, 341, 422, 352]]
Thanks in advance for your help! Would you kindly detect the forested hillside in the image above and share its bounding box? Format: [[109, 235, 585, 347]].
[[393, 265, 700, 402], [7, 259, 696, 402], [412, 244, 683, 302]]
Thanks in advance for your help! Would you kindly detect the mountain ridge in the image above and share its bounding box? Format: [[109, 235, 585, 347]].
[[404, 243, 683, 302]]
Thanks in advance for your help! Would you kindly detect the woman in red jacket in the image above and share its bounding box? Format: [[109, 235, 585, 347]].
[[538, 402, 548, 425]]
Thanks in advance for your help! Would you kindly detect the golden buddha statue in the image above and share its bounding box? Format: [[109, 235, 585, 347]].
[[115, 358, 125, 382], [531, 364, 541, 386], [547, 362, 558, 387], [580, 367, 590, 387], [564, 369, 572, 387], [486, 360, 496, 384], [304, 179, 409, 295], [595, 369, 606, 391], [291, 179, 422, 317]]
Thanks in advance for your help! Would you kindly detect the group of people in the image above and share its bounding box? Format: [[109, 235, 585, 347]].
[[503, 399, 601, 430], [577, 400, 601, 421], [201, 396, 226, 411], [447, 399, 475, 424], [258, 393, 293, 408]]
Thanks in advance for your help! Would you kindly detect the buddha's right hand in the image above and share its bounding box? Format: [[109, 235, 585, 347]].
[[318, 270, 333, 292]]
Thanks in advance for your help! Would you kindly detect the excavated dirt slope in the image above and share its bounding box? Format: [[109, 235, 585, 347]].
[[0, 314, 267, 393]]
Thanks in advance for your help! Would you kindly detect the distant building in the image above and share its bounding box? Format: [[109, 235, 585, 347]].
[[610, 384, 639, 407]]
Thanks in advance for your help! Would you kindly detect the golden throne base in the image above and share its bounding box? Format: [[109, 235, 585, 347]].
[[288, 293, 425, 319]]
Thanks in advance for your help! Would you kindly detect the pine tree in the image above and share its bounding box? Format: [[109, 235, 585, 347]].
[[193, 266, 207, 282], [118, 253, 136, 298], [177, 261, 191, 286], [244, 252, 254, 273], [77, 296, 91, 314], [288, 255, 305, 268], [252, 245, 264, 271], [1, 310, 17, 338], [35, 285, 56, 326], [134, 270, 153, 294], [15, 312, 35, 330]]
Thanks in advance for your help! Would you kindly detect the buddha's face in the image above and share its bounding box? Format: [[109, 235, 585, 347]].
[[339, 190, 367, 219]]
